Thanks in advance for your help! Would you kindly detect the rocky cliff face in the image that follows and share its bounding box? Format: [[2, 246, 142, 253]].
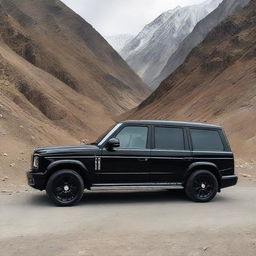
[[154, 0, 251, 87], [121, 0, 222, 87], [129, 0, 256, 159]]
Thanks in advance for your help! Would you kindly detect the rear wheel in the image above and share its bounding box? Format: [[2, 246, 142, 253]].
[[185, 170, 218, 202], [46, 169, 84, 206]]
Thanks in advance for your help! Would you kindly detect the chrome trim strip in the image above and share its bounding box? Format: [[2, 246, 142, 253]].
[[221, 175, 237, 179], [91, 183, 183, 190], [220, 168, 233, 172], [95, 157, 98, 171], [45, 156, 95, 159], [98, 157, 101, 171], [93, 182, 182, 186], [96, 172, 174, 175], [91, 186, 183, 190], [46, 156, 232, 160], [100, 156, 184, 160], [152, 149, 191, 152], [116, 149, 190, 152], [149, 157, 186, 160], [114, 148, 150, 151], [193, 158, 233, 160], [193, 151, 232, 154]]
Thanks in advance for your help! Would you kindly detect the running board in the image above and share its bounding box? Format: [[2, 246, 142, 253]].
[[90, 183, 183, 191]]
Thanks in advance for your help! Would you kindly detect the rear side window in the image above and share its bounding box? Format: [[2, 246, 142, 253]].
[[154, 127, 185, 150], [190, 129, 224, 151]]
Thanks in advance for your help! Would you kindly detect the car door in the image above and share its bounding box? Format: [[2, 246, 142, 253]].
[[150, 126, 192, 183], [94, 125, 151, 184]]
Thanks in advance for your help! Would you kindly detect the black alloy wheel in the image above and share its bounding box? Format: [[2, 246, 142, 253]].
[[185, 170, 218, 202], [46, 170, 84, 206]]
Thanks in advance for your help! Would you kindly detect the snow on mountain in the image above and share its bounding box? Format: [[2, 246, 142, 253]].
[[106, 34, 134, 53], [121, 0, 223, 87], [154, 0, 250, 88]]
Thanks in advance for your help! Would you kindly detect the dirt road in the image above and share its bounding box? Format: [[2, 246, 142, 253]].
[[0, 186, 256, 256]]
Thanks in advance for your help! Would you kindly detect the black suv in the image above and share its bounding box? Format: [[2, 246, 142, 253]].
[[27, 120, 237, 206]]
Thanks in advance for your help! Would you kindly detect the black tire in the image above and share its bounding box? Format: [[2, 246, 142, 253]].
[[185, 170, 218, 202], [46, 169, 84, 206]]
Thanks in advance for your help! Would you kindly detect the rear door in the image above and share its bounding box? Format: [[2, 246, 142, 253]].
[[150, 125, 192, 183]]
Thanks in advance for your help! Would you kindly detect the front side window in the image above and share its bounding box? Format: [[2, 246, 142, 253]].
[[190, 129, 224, 151], [154, 127, 185, 150], [116, 126, 148, 149]]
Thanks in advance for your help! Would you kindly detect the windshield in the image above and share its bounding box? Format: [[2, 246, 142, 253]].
[[90, 124, 117, 145]]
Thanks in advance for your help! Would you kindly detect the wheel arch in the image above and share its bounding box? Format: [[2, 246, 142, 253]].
[[46, 160, 91, 189], [183, 162, 221, 191]]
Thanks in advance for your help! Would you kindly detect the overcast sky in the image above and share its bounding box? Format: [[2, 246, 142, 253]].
[[61, 0, 207, 37]]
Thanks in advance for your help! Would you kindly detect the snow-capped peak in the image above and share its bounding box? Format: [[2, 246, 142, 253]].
[[121, 0, 223, 86], [106, 34, 134, 53]]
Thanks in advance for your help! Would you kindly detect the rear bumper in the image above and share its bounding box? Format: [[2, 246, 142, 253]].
[[27, 171, 47, 191], [221, 175, 238, 189]]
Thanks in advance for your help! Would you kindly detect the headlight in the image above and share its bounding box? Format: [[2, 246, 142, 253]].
[[33, 155, 39, 168]]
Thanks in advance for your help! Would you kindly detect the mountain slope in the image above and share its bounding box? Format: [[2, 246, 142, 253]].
[[121, 0, 222, 87], [0, 0, 149, 186], [154, 0, 250, 87], [0, 0, 149, 114], [106, 34, 134, 53], [129, 0, 256, 159]]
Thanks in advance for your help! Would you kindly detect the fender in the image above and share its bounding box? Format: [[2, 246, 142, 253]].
[[46, 159, 90, 187], [184, 161, 221, 189]]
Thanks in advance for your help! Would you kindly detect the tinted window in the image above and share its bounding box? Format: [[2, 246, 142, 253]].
[[190, 129, 224, 151], [116, 126, 148, 149], [155, 127, 185, 150]]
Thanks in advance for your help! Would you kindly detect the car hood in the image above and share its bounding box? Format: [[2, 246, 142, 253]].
[[34, 145, 99, 156]]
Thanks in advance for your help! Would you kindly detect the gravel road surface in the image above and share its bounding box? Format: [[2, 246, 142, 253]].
[[0, 186, 256, 256]]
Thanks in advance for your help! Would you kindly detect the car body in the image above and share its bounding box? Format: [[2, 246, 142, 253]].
[[27, 120, 238, 206]]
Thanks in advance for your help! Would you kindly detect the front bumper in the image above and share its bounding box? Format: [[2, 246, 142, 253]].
[[221, 175, 238, 189], [27, 171, 47, 191]]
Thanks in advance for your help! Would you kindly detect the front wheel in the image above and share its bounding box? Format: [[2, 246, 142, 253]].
[[185, 170, 218, 202], [46, 169, 84, 206]]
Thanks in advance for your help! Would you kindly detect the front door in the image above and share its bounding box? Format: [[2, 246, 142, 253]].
[[150, 126, 192, 183], [94, 125, 151, 184]]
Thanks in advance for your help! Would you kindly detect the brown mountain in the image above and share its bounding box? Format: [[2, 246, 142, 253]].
[[153, 0, 250, 88], [0, 0, 149, 186], [129, 0, 256, 160]]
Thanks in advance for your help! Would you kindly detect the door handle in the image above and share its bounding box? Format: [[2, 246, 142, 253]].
[[138, 158, 148, 162]]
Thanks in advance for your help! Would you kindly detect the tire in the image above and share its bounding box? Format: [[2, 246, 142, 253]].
[[46, 169, 84, 206], [185, 170, 218, 202]]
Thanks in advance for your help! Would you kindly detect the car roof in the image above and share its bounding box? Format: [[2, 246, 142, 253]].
[[121, 120, 221, 129]]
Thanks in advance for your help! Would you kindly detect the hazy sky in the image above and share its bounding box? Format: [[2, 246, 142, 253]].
[[61, 0, 207, 37]]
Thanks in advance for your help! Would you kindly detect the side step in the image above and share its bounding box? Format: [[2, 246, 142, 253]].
[[90, 183, 183, 191]]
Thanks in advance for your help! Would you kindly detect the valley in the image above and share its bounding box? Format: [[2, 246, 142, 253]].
[[0, 0, 255, 255], [0, 0, 255, 189]]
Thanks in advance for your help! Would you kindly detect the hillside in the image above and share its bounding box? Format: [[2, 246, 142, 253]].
[[153, 0, 250, 87], [129, 0, 256, 159], [0, 0, 149, 187], [121, 0, 222, 87]]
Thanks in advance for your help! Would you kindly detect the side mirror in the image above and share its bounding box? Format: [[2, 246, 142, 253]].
[[106, 138, 120, 150]]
